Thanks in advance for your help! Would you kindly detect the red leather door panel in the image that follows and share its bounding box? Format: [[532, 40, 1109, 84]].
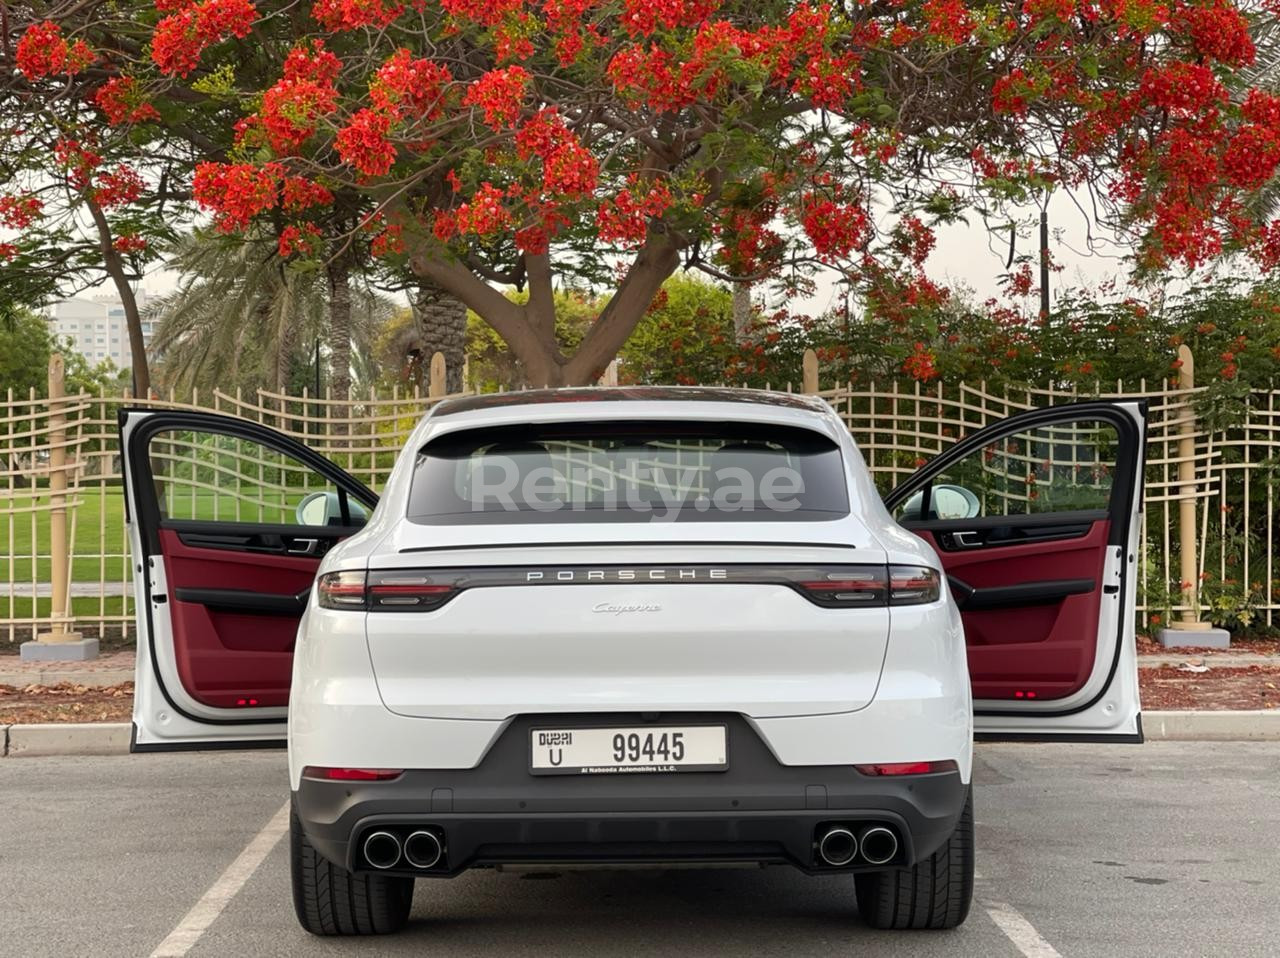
[[158, 528, 319, 708], [914, 520, 1110, 701]]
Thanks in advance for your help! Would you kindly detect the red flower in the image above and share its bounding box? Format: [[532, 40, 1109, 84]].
[[463, 66, 531, 129], [94, 77, 161, 125], [800, 193, 869, 260], [113, 233, 149, 254], [0, 194, 44, 230], [15, 22, 94, 80], [515, 109, 571, 160], [597, 179, 673, 246], [93, 166, 145, 209], [370, 48, 453, 120], [370, 222, 404, 257], [311, 0, 402, 29], [152, 0, 257, 76], [281, 176, 334, 212], [192, 161, 283, 231], [922, 0, 974, 45], [336, 109, 397, 177], [453, 182, 513, 236], [1139, 61, 1225, 114], [902, 343, 939, 383], [278, 222, 323, 257], [542, 137, 599, 198]]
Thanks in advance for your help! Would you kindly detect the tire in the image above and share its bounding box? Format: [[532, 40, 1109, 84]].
[[290, 800, 414, 936], [854, 787, 974, 930]]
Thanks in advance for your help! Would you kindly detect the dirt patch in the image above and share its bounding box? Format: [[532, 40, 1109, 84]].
[[0, 682, 133, 724], [1139, 665, 1280, 711]]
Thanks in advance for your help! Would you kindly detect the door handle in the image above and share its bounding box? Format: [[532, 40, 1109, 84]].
[[952, 531, 984, 548], [287, 538, 320, 556]]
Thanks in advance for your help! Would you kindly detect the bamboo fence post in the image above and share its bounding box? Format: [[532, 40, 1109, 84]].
[[26, 355, 92, 656], [1170, 343, 1210, 632], [802, 349, 819, 394]]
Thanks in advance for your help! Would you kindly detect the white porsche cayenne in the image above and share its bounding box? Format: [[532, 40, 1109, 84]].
[[122, 387, 1145, 935]]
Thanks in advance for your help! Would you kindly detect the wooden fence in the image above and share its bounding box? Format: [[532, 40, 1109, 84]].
[[3, 351, 1274, 642]]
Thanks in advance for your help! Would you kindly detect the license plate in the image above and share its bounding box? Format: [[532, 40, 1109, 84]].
[[529, 725, 727, 775]]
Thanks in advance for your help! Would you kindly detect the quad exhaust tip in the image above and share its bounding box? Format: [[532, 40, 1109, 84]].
[[817, 827, 859, 867], [859, 826, 899, 866], [363, 831, 402, 870], [403, 830, 444, 870]]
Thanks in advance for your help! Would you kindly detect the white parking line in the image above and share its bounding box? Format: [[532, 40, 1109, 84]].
[[149, 800, 291, 958], [982, 898, 1063, 958]]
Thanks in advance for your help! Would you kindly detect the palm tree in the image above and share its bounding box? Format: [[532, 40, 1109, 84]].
[[149, 230, 394, 399]]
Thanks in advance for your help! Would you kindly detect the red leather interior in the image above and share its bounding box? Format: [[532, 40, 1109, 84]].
[[914, 520, 1110, 701], [157, 527, 319, 708]]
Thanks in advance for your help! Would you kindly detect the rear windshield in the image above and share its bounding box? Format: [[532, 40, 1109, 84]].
[[406, 421, 849, 524]]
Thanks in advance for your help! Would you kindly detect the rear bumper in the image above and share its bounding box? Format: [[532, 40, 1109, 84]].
[[294, 713, 968, 877]]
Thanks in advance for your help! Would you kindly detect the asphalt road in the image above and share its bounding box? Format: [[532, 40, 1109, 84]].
[[2, 742, 1278, 958]]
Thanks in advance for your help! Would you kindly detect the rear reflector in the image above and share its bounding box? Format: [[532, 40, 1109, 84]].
[[854, 760, 959, 776], [301, 766, 404, 781]]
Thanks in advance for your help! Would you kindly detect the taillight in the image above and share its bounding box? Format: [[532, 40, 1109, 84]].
[[367, 572, 456, 611], [301, 766, 404, 781], [854, 760, 958, 776], [316, 570, 460, 611], [889, 566, 941, 605], [317, 571, 367, 610], [789, 567, 888, 607]]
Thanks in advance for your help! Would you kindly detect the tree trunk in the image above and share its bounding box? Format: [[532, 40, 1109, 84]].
[[732, 282, 753, 344], [326, 252, 352, 434], [272, 295, 294, 395], [406, 223, 679, 388], [412, 282, 466, 393], [86, 197, 150, 396]]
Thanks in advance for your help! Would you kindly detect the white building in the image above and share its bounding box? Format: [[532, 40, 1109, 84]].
[[48, 291, 154, 370]]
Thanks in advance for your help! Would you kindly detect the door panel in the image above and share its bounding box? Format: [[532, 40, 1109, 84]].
[[885, 401, 1146, 740], [913, 520, 1107, 700], [122, 410, 377, 750], [158, 527, 323, 709]]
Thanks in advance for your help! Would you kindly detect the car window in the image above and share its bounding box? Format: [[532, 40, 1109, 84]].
[[407, 421, 850, 524], [897, 419, 1118, 521], [148, 428, 364, 526]]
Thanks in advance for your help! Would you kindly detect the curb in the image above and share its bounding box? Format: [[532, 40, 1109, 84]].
[[3, 712, 1280, 757], [1141, 710, 1280, 741], [2, 722, 131, 757], [0, 669, 134, 688]]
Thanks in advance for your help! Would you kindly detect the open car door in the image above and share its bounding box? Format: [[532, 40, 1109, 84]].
[[883, 401, 1146, 742], [120, 410, 378, 751]]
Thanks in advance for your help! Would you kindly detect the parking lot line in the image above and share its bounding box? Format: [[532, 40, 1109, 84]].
[[982, 898, 1062, 958], [149, 799, 291, 958]]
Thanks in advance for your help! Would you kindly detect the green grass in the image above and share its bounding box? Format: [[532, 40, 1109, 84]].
[[0, 595, 128, 620], [2, 486, 319, 583]]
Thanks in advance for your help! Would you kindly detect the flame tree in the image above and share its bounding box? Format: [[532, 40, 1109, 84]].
[[5, 0, 1280, 385]]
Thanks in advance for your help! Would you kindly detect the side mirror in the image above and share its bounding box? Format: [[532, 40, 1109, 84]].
[[896, 484, 981, 522], [296, 491, 369, 527]]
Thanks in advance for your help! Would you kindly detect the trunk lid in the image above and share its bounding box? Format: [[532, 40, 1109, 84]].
[[363, 540, 891, 721]]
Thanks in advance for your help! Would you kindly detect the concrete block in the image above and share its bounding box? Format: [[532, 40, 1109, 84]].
[[1144, 710, 1280, 741], [19, 637, 100, 662], [5, 722, 130, 757], [1156, 627, 1230, 649]]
